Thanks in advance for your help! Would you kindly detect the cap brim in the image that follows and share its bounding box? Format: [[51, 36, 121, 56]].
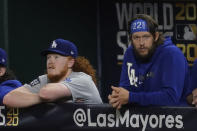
[[41, 49, 66, 56]]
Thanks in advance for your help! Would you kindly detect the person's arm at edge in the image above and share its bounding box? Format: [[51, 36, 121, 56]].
[[3, 86, 42, 108], [188, 60, 197, 106]]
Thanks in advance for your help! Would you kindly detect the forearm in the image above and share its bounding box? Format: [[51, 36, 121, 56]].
[[39, 83, 71, 101], [129, 90, 179, 106], [3, 87, 42, 108]]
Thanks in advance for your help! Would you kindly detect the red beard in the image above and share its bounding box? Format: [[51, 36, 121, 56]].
[[47, 65, 68, 83]]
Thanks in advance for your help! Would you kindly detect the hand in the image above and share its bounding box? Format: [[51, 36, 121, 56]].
[[108, 88, 121, 109], [192, 88, 197, 107], [108, 86, 129, 109], [108, 94, 121, 109], [111, 86, 129, 106]]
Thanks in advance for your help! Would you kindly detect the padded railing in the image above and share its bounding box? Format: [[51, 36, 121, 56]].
[[0, 103, 197, 131]]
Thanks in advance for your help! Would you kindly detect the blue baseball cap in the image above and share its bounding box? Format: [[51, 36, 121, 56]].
[[130, 19, 149, 34], [0, 48, 7, 67], [41, 39, 78, 58]]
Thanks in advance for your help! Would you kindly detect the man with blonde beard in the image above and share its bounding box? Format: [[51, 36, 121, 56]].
[[3, 38, 102, 108]]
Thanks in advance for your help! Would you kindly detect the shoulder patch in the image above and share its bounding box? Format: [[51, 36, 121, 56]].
[[29, 78, 40, 86]]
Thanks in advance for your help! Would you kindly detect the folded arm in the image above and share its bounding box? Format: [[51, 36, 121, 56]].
[[3, 86, 42, 108], [39, 83, 71, 102]]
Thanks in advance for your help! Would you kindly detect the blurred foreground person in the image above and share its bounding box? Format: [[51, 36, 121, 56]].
[[0, 48, 22, 104]]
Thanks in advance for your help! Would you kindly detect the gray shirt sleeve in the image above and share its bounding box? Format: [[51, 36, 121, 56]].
[[24, 75, 48, 93], [61, 72, 102, 104]]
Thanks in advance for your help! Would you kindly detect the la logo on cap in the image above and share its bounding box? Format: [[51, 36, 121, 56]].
[[71, 51, 74, 55], [51, 41, 57, 48]]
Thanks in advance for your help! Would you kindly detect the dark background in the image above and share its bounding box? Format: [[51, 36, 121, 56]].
[[0, 0, 98, 84]]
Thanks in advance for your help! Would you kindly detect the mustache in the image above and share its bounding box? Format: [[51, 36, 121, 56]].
[[47, 64, 55, 69], [139, 45, 147, 49]]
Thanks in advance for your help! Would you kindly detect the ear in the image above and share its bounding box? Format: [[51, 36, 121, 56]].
[[0, 67, 6, 76], [154, 32, 159, 41], [68, 58, 75, 68]]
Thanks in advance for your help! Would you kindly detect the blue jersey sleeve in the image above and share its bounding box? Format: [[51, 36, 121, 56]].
[[129, 48, 188, 106], [0, 80, 22, 104]]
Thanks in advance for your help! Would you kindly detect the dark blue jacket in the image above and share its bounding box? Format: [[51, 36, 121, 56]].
[[119, 37, 189, 106], [0, 80, 22, 104]]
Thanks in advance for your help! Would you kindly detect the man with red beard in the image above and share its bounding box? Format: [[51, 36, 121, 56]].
[[108, 14, 189, 109], [3, 39, 102, 108]]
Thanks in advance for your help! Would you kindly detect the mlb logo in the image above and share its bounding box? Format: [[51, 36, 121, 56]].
[[176, 24, 197, 41]]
